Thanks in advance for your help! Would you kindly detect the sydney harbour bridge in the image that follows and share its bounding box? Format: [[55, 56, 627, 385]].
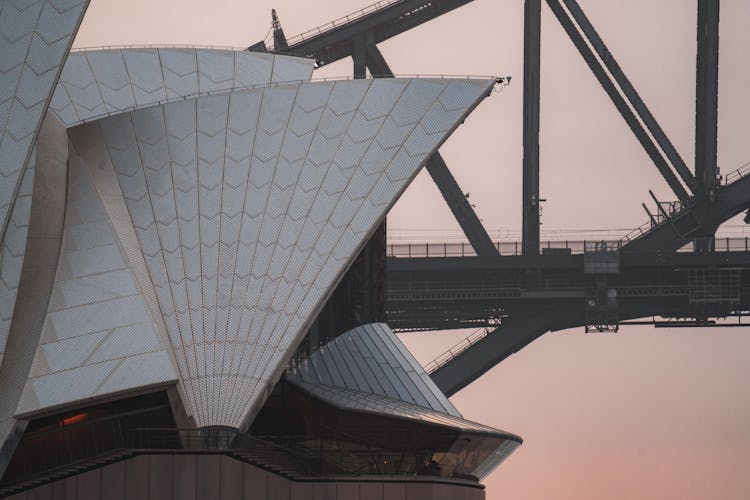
[[0, 1, 746, 498], [254, 0, 750, 395]]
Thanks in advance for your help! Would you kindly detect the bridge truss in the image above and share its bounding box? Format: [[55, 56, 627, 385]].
[[250, 0, 750, 395]]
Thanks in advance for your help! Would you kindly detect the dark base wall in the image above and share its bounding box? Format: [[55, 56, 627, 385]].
[[4, 454, 485, 500]]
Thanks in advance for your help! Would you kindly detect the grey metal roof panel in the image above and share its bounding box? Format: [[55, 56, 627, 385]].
[[292, 378, 508, 436], [289, 322, 461, 417], [82, 77, 495, 428], [0, 0, 89, 359], [0, 0, 89, 229], [50, 48, 315, 127], [16, 143, 177, 416], [0, 153, 33, 361]]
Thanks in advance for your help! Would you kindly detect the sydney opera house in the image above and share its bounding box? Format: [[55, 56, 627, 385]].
[[0, 1, 519, 498]]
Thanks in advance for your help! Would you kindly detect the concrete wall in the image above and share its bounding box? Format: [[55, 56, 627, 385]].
[[6, 453, 485, 500]]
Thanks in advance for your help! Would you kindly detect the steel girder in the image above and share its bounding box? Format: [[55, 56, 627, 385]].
[[364, 44, 500, 257], [522, 0, 542, 256], [430, 316, 556, 396], [545, 0, 692, 204], [695, 0, 720, 199], [283, 0, 475, 67], [561, 0, 696, 193]]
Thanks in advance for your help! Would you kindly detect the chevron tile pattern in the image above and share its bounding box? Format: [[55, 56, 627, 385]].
[[0, 151, 33, 360], [0, 0, 89, 241], [0, 0, 88, 368], [94, 77, 494, 427], [16, 151, 176, 414], [50, 48, 315, 127]]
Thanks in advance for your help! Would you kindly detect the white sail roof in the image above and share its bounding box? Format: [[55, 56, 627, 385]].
[[0, 0, 89, 367], [49, 48, 314, 127], [16, 149, 177, 415], [58, 77, 495, 428]]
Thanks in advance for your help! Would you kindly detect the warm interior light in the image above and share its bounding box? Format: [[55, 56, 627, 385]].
[[61, 412, 88, 426]]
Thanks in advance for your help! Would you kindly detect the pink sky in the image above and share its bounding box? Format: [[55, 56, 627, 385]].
[[75, 1, 750, 498]]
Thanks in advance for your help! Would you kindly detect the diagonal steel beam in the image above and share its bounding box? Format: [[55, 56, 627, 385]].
[[695, 0, 720, 199], [282, 0, 475, 67], [365, 45, 500, 257], [562, 0, 697, 193], [546, 0, 691, 204], [622, 173, 750, 253], [430, 316, 554, 396]]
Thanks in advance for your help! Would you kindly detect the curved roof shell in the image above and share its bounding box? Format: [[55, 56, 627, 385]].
[[286, 322, 522, 480], [18, 76, 495, 428], [49, 48, 314, 127], [0, 0, 89, 364], [16, 149, 177, 415], [0, 157, 33, 360], [0, 49, 315, 374], [288, 322, 460, 417]]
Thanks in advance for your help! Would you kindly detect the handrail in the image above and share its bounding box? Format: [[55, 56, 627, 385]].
[[622, 160, 750, 244], [71, 43, 247, 52], [387, 236, 750, 258], [284, 0, 406, 47], [424, 328, 490, 374], [723, 161, 750, 185]]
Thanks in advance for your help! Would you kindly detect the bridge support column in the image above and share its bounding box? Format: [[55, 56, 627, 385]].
[[522, 0, 541, 256], [695, 0, 720, 200], [352, 34, 367, 78]]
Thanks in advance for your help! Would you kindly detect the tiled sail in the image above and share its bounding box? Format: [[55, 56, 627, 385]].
[[0, 0, 89, 364], [49, 48, 314, 127], [16, 150, 176, 415], [0, 0, 89, 243], [0, 154, 33, 359], [95, 77, 495, 427], [288, 323, 460, 416]]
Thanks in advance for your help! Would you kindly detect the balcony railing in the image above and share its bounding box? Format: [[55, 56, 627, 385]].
[[387, 237, 750, 258]]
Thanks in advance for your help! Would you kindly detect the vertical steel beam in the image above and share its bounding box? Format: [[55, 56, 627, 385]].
[[364, 44, 393, 78], [271, 9, 289, 50], [365, 45, 500, 257], [352, 35, 367, 78], [546, 0, 691, 204], [522, 0, 542, 256], [695, 0, 720, 199], [562, 0, 696, 193]]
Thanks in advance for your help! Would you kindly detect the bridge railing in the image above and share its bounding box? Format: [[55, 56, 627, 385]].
[[681, 237, 750, 253], [722, 161, 750, 186], [386, 240, 599, 257], [423, 328, 490, 374], [285, 0, 404, 47], [619, 161, 750, 245], [387, 237, 750, 258], [620, 219, 656, 245]]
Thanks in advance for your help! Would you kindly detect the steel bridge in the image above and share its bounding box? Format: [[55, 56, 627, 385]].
[[251, 0, 750, 396]]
